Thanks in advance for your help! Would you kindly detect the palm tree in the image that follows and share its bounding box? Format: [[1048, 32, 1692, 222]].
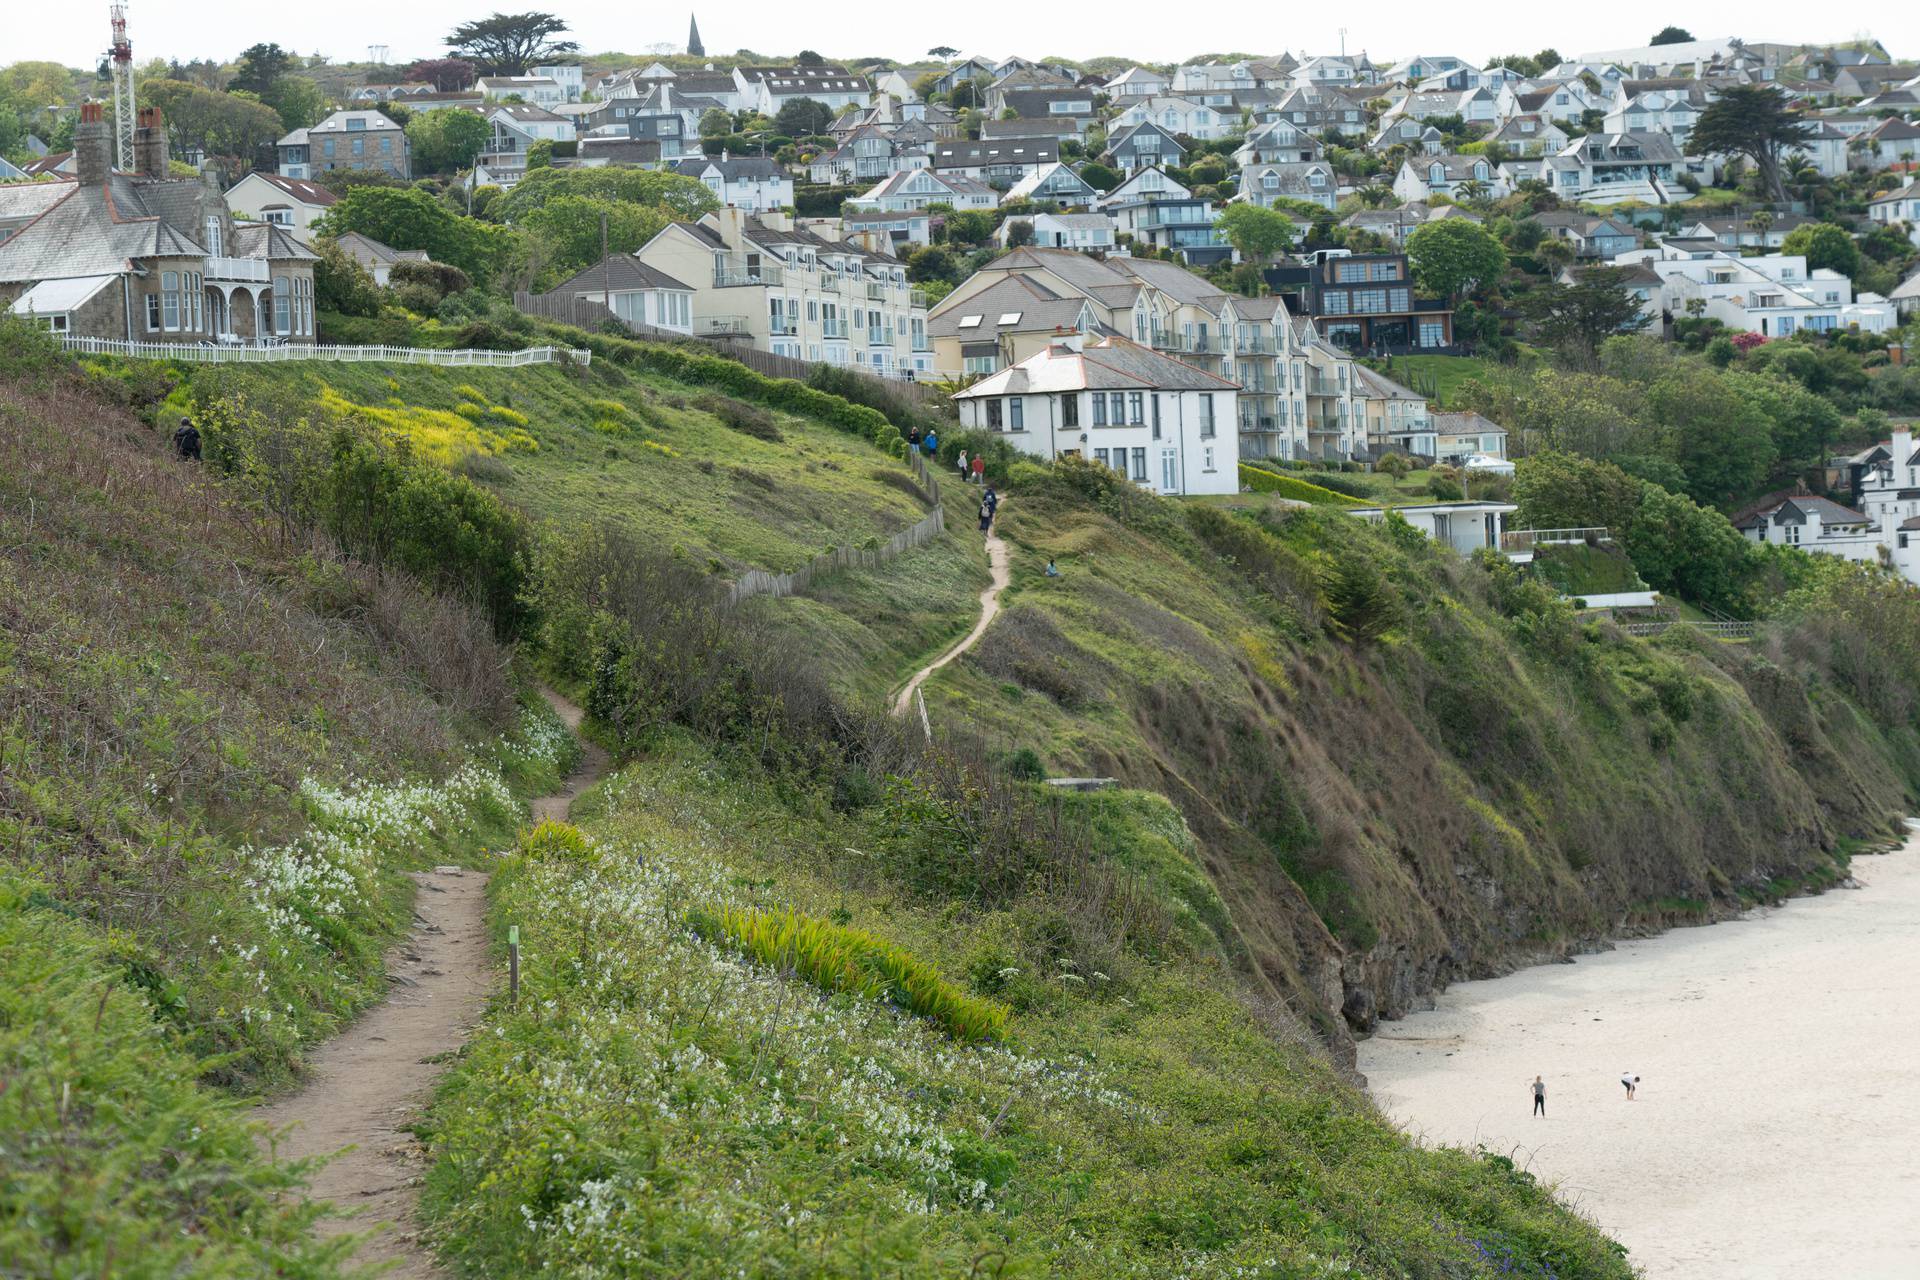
[[1357, 183, 1392, 208], [1457, 178, 1490, 205]]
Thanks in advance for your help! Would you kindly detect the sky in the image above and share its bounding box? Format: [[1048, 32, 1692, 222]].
[[6, 1, 1912, 73]]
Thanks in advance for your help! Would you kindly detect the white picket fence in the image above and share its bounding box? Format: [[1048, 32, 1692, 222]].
[[56, 336, 591, 367]]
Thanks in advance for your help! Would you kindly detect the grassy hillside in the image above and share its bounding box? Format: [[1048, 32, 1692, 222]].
[[0, 328, 570, 1271], [793, 460, 1919, 1047], [178, 358, 932, 577], [422, 747, 1633, 1279]]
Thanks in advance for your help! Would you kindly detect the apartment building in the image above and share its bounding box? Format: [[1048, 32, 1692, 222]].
[[630, 208, 931, 376], [1263, 252, 1455, 354]]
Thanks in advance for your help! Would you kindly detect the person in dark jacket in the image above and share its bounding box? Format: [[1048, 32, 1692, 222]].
[[172, 416, 202, 461]]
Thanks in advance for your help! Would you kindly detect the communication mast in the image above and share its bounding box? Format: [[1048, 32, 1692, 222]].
[[109, 3, 135, 172]]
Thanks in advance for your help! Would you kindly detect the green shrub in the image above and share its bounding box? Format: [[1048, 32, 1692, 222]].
[[696, 392, 783, 442], [1237, 464, 1368, 506], [688, 904, 1010, 1044]]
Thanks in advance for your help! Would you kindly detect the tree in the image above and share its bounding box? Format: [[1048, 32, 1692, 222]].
[[928, 46, 959, 60], [773, 97, 833, 137], [228, 43, 295, 96], [1646, 370, 1775, 507], [1512, 451, 1644, 534], [520, 195, 670, 283], [1649, 27, 1694, 46], [1076, 161, 1120, 191], [1779, 222, 1861, 280], [1520, 267, 1651, 358], [1622, 483, 1754, 611], [403, 58, 479, 92], [1687, 86, 1812, 202], [263, 77, 328, 131], [1214, 203, 1296, 263], [698, 107, 733, 139], [445, 12, 578, 75], [906, 245, 960, 283], [489, 165, 717, 227], [1405, 218, 1508, 299], [315, 185, 515, 285], [525, 138, 553, 170], [138, 79, 284, 163], [1005, 219, 1035, 248], [406, 107, 491, 175], [312, 237, 383, 317], [795, 50, 825, 67]]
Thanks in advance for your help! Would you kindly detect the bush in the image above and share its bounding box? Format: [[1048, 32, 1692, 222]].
[[688, 904, 1010, 1044], [1237, 464, 1368, 506], [697, 392, 783, 442]]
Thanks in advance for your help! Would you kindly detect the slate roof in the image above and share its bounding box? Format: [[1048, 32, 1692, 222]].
[[237, 172, 338, 206], [547, 253, 692, 295], [670, 156, 786, 181], [927, 274, 1088, 339], [954, 333, 1238, 396], [932, 138, 1060, 169], [0, 176, 236, 284]]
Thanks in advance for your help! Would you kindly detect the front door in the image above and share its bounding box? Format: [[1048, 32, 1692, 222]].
[[1160, 448, 1178, 493]]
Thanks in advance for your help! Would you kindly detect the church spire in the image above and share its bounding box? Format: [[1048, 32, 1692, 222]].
[[687, 13, 704, 58]]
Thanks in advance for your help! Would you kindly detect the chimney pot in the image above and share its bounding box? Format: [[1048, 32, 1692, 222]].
[[74, 103, 111, 186]]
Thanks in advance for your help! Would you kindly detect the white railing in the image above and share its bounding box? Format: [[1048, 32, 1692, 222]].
[[1620, 619, 1757, 641], [205, 256, 271, 282], [56, 336, 591, 367]]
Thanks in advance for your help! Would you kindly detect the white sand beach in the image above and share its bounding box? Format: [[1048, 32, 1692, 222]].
[[1360, 830, 1920, 1279]]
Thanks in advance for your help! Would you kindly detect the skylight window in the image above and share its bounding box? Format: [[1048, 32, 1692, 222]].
[[958, 315, 983, 328], [997, 312, 1023, 325]]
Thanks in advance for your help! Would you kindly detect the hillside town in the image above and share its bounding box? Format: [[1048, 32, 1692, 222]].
[[2, 16, 1918, 578]]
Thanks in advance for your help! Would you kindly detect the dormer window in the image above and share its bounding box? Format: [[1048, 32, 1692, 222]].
[[1429, 163, 1445, 183]]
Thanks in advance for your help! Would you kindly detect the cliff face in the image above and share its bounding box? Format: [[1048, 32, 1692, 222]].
[[899, 480, 1920, 1058]]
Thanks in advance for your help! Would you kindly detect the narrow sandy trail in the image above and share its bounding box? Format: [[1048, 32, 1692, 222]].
[[890, 526, 1010, 729], [255, 689, 606, 1277]]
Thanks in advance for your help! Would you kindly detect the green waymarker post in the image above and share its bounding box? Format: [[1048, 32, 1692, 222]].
[[508, 925, 520, 1005]]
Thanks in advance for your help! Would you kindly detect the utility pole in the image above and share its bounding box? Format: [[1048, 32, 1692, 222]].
[[601, 210, 611, 320]]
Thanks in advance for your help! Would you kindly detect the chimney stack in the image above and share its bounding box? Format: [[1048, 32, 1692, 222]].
[[75, 102, 111, 186], [134, 106, 169, 179]]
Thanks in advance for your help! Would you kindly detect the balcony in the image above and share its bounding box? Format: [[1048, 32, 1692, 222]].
[[1307, 414, 1347, 434], [769, 320, 798, 336], [714, 263, 784, 287], [822, 321, 847, 339], [865, 281, 889, 301], [866, 329, 886, 346], [206, 256, 270, 283], [909, 289, 928, 309], [696, 316, 752, 337], [1306, 374, 1343, 396]]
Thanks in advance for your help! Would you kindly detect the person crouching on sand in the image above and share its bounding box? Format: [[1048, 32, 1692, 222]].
[[1621, 1071, 1639, 1100], [1531, 1076, 1546, 1116]]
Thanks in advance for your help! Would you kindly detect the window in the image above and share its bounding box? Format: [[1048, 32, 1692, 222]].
[[161, 271, 180, 331], [1108, 391, 1126, 423], [203, 215, 223, 258], [265, 209, 294, 226], [1094, 448, 1111, 468], [963, 355, 998, 375], [1783, 522, 1801, 544], [1008, 397, 1024, 430], [352, 137, 364, 157], [146, 292, 160, 331], [1130, 447, 1147, 481], [1061, 394, 1079, 428], [1127, 392, 1143, 424], [189, 272, 203, 331], [274, 276, 291, 334], [1203, 446, 1215, 471], [986, 399, 1004, 429], [1199, 394, 1215, 437], [1151, 394, 1162, 437], [1092, 394, 1107, 426]]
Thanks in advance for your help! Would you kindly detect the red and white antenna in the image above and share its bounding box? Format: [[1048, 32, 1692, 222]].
[[110, 3, 134, 171]]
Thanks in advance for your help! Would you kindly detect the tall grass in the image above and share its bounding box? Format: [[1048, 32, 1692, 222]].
[[689, 904, 1009, 1044]]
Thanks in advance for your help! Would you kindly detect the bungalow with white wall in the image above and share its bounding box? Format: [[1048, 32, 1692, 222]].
[[537, 254, 694, 333], [1347, 500, 1521, 556], [1870, 180, 1920, 247], [952, 333, 1243, 496], [1112, 96, 1233, 141], [1392, 154, 1505, 204], [848, 167, 999, 211], [1106, 66, 1170, 99], [668, 155, 794, 213], [1639, 249, 1897, 336], [1006, 211, 1116, 252], [1005, 162, 1099, 205], [1240, 161, 1339, 210]]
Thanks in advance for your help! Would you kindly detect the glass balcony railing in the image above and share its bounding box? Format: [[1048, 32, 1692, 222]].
[[714, 263, 784, 287]]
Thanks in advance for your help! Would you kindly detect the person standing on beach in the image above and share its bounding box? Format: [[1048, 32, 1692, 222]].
[[1531, 1076, 1546, 1116], [1621, 1071, 1639, 1100]]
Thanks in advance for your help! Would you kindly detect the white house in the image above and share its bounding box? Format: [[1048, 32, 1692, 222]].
[[952, 333, 1243, 496], [1106, 66, 1170, 99], [1639, 249, 1897, 336], [1094, 165, 1191, 211], [530, 64, 585, 103], [733, 65, 871, 115], [223, 172, 337, 246], [1004, 161, 1100, 205], [476, 76, 567, 108], [329, 231, 430, 287], [1348, 500, 1520, 556], [1017, 211, 1116, 252], [1869, 180, 1920, 247], [1240, 161, 1338, 210], [1291, 57, 1364, 89], [1392, 154, 1504, 204], [1112, 96, 1232, 142], [668, 155, 794, 214], [848, 168, 999, 212], [540, 254, 695, 333]]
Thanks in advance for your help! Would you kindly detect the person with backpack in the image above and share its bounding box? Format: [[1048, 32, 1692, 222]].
[[956, 449, 970, 482], [172, 416, 201, 461]]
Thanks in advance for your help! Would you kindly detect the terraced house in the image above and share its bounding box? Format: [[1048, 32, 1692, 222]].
[[629, 208, 931, 376], [1, 105, 315, 345]]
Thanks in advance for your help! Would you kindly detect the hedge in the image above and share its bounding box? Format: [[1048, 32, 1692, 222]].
[[1237, 463, 1368, 507], [557, 326, 903, 445]]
